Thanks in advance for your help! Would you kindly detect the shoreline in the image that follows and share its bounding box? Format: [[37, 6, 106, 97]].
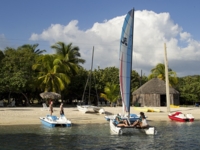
[[0, 106, 199, 126]]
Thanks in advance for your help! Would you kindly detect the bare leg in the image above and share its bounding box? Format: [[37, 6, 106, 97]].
[[131, 120, 139, 127], [124, 120, 129, 126], [117, 123, 128, 127], [117, 124, 125, 127]]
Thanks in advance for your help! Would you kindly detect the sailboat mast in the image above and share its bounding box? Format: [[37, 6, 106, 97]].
[[89, 46, 94, 104], [81, 46, 94, 105], [164, 43, 170, 112]]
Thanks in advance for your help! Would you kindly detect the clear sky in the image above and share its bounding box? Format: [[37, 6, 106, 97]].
[[1, 0, 200, 77]]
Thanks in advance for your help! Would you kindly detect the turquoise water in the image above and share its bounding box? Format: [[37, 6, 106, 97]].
[[0, 121, 200, 150]]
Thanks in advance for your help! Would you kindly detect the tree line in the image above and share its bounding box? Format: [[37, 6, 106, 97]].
[[0, 42, 199, 106]]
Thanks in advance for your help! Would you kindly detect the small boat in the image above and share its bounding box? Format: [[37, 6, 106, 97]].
[[110, 120, 156, 135], [146, 107, 160, 112], [170, 104, 180, 108], [77, 105, 105, 114], [77, 47, 105, 115], [133, 107, 149, 112], [105, 113, 140, 123], [168, 112, 194, 122], [134, 107, 160, 112], [39, 115, 72, 127], [109, 8, 157, 135]]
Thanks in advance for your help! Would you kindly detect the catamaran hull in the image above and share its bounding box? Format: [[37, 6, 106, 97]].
[[109, 120, 156, 135], [77, 105, 105, 114], [39, 115, 72, 127]]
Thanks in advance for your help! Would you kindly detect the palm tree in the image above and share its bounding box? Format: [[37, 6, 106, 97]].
[[100, 82, 120, 106], [0, 50, 4, 62], [148, 63, 178, 86], [32, 54, 70, 92], [20, 44, 46, 54], [51, 42, 85, 75]]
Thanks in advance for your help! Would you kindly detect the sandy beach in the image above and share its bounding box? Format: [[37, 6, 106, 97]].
[[0, 106, 199, 126]]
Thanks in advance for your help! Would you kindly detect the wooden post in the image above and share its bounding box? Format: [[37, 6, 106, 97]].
[[164, 43, 170, 112]]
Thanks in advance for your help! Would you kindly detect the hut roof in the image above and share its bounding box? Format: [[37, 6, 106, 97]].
[[132, 78, 179, 95]]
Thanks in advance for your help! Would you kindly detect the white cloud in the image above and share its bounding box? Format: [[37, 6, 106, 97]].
[[29, 10, 200, 77], [180, 32, 191, 41]]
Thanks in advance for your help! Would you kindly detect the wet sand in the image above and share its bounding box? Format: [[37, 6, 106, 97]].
[[0, 106, 199, 125]]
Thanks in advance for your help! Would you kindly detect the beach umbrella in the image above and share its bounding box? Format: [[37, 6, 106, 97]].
[[40, 92, 61, 99]]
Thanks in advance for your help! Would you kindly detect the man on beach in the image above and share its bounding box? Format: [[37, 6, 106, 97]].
[[60, 103, 64, 116], [49, 101, 53, 116]]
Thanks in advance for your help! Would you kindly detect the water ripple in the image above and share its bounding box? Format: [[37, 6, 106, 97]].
[[0, 121, 200, 149]]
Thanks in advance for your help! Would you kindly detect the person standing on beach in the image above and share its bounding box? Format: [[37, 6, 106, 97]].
[[60, 103, 64, 116], [49, 101, 53, 116]]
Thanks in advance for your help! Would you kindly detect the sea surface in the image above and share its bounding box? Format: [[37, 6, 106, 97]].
[[0, 121, 200, 150]]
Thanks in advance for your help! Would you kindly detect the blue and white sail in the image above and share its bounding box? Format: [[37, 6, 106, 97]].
[[119, 9, 134, 115], [109, 9, 157, 135]]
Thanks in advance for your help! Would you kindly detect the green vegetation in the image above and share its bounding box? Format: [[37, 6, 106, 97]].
[[148, 63, 178, 87], [148, 63, 200, 104], [176, 76, 200, 104], [100, 82, 119, 106], [0, 44, 199, 106], [32, 54, 71, 92]]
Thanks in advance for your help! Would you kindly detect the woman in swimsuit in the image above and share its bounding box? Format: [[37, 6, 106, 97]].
[[131, 112, 148, 128]]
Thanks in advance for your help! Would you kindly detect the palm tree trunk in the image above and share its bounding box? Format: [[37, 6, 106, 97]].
[[21, 92, 30, 106]]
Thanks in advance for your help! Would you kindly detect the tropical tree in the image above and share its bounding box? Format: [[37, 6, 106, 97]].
[[32, 54, 70, 93], [93, 66, 119, 94], [148, 63, 178, 87], [65, 67, 88, 102], [131, 70, 141, 92], [51, 42, 85, 75], [0, 50, 4, 61], [0, 50, 5, 93], [20, 43, 46, 54], [177, 76, 200, 104], [0, 46, 39, 105], [100, 82, 120, 106]]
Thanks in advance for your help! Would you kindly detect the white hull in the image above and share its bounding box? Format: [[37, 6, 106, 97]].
[[77, 105, 105, 114], [105, 115, 116, 121], [185, 114, 194, 120], [39, 115, 72, 127], [109, 120, 156, 135]]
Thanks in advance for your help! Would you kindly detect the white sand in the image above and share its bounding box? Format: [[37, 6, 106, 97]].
[[0, 106, 199, 125]]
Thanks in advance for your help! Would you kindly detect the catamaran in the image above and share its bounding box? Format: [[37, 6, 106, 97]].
[[109, 8, 156, 135], [77, 47, 105, 114]]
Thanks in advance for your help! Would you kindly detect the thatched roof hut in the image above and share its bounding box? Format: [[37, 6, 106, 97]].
[[132, 78, 179, 107]]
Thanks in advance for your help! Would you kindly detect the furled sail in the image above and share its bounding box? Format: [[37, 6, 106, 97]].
[[119, 9, 134, 115]]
